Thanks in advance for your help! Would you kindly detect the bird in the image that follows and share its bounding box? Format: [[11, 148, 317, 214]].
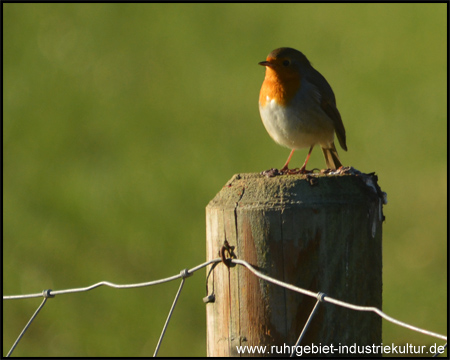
[[258, 47, 347, 173]]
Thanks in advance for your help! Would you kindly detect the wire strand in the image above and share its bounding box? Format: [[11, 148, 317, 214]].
[[290, 293, 324, 357], [3, 257, 447, 357], [231, 258, 447, 342], [3, 259, 221, 300], [6, 297, 48, 357], [153, 277, 186, 357]]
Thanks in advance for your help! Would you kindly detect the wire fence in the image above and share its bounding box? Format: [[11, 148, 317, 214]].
[[3, 257, 447, 357]]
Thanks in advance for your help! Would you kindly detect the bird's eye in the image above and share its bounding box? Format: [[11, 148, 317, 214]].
[[282, 60, 290, 66]]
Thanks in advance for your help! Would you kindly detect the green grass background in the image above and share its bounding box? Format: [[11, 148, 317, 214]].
[[3, 3, 447, 357]]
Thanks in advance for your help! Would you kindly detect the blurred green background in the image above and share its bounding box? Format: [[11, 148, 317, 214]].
[[3, 3, 446, 357]]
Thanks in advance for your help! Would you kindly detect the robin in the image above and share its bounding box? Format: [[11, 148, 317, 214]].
[[258, 47, 347, 173]]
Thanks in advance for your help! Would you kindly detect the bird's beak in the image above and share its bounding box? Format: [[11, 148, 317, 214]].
[[258, 60, 272, 67]]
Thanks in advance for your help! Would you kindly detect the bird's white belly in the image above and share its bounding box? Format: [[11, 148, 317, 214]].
[[259, 97, 334, 150]]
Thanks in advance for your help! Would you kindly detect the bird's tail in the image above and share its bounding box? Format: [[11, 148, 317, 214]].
[[321, 142, 343, 170]]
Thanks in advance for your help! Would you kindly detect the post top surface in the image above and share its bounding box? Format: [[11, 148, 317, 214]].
[[207, 167, 387, 210]]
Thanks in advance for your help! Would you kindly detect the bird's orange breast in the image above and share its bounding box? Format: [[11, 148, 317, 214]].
[[259, 68, 301, 107]]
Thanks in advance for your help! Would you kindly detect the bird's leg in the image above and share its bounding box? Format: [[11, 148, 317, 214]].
[[281, 149, 295, 172], [298, 146, 314, 173]]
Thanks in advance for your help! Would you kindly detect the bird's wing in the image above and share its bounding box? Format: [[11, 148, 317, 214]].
[[306, 69, 347, 151], [321, 99, 347, 151]]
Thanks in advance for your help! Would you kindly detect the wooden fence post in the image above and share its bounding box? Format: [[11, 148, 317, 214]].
[[205, 171, 385, 357]]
